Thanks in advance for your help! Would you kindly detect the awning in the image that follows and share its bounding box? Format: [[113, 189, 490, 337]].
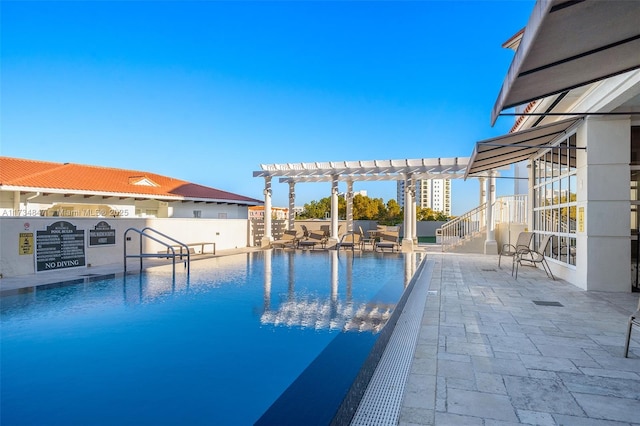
[[491, 0, 640, 125], [465, 117, 582, 179]]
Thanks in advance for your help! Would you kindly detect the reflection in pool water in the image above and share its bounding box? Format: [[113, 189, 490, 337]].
[[0, 250, 423, 426]]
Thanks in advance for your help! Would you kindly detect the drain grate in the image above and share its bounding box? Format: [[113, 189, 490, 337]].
[[80, 274, 101, 277], [481, 268, 497, 272], [532, 300, 564, 307]]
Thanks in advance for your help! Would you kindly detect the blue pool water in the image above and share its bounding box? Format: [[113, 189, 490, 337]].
[[1, 250, 423, 425]]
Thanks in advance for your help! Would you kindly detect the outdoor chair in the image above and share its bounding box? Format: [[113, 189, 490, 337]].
[[359, 226, 375, 251], [298, 230, 326, 250], [498, 231, 533, 271], [271, 230, 299, 249], [624, 297, 640, 358], [514, 234, 555, 280], [375, 230, 400, 252]]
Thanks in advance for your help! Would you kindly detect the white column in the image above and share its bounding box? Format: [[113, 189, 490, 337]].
[[402, 176, 414, 252], [479, 177, 486, 227], [484, 171, 497, 254], [13, 191, 20, 214], [346, 180, 354, 233], [411, 177, 418, 243], [288, 181, 296, 231], [261, 176, 274, 248], [329, 176, 339, 244]]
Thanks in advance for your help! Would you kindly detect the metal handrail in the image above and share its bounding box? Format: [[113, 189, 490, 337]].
[[440, 195, 529, 252], [124, 227, 190, 277], [141, 227, 191, 273], [440, 202, 487, 251]]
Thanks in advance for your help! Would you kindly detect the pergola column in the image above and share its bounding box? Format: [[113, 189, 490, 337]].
[[346, 180, 354, 233], [261, 176, 273, 248], [411, 177, 417, 243], [479, 177, 486, 227], [329, 176, 339, 244], [288, 181, 295, 231], [402, 176, 414, 252], [484, 171, 497, 254]]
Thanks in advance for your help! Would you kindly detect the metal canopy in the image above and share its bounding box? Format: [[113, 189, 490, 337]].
[[491, 0, 640, 125], [253, 158, 470, 183], [465, 117, 582, 179]]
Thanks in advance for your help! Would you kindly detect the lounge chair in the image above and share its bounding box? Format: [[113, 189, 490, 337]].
[[359, 226, 375, 251], [375, 230, 400, 252], [298, 230, 326, 250], [271, 230, 299, 249], [514, 234, 555, 280], [337, 232, 362, 251], [624, 297, 640, 357], [498, 231, 533, 270]]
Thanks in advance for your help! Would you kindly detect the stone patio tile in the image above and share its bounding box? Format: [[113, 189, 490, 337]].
[[533, 343, 593, 360], [580, 366, 640, 380], [437, 351, 470, 363], [438, 359, 474, 379], [465, 323, 507, 336], [398, 406, 435, 426], [528, 333, 602, 349], [472, 355, 529, 376], [409, 355, 436, 376], [433, 412, 483, 426], [493, 351, 522, 360], [552, 414, 632, 426], [402, 373, 436, 410], [487, 335, 540, 355], [503, 376, 584, 416], [558, 372, 640, 399], [519, 354, 582, 373], [475, 372, 507, 394], [527, 369, 559, 379], [584, 348, 640, 371], [573, 392, 640, 423], [446, 377, 476, 391], [516, 409, 556, 426], [446, 388, 518, 422], [444, 341, 494, 357]]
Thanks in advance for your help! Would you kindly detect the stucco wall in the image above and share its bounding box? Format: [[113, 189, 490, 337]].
[[0, 217, 250, 278]]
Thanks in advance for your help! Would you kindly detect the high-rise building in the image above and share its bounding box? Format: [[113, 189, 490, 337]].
[[397, 179, 451, 216]]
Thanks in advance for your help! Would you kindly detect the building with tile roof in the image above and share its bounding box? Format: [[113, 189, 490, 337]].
[[0, 157, 262, 219]]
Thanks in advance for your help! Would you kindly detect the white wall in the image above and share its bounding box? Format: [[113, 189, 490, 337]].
[[0, 217, 250, 278], [0, 192, 252, 220], [575, 117, 631, 291]]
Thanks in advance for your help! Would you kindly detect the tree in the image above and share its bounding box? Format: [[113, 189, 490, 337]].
[[352, 194, 384, 220]]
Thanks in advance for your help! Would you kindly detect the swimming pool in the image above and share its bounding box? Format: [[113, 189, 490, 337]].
[[1, 249, 424, 425]]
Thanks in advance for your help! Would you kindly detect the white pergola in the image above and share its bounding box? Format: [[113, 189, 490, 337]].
[[252, 157, 494, 251]]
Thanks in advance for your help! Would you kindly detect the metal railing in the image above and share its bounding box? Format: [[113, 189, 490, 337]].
[[440, 195, 529, 252], [440, 202, 487, 250], [124, 227, 190, 277], [494, 195, 528, 225]]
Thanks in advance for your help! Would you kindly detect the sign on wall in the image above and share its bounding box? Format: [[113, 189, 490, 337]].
[[89, 221, 116, 246], [19, 232, 33, 255], [36, 221, 86, 272]]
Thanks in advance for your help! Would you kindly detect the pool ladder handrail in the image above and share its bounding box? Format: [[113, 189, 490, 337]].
[[124, 227, 190, 277]]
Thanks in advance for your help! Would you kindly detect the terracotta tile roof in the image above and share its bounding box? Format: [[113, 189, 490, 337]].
[[0, 157, 262, 204]]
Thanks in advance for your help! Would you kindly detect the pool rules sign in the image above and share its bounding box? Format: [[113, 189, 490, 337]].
[[36, 221, 86, 272]]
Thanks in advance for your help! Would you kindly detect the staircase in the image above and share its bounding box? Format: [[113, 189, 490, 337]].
[[440, 195, 528, 253]]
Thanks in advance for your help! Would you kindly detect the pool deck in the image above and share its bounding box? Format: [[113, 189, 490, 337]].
[[2, 245, 639, 425], [396, 246, 640, 426]]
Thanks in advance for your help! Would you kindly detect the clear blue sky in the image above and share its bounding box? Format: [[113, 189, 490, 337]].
[[1, 0, 535, 215]]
